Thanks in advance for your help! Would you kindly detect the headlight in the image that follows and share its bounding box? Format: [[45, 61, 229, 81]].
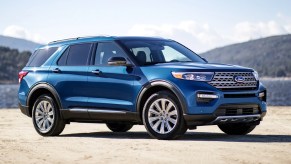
[[172, 72, 214, 81], [252, 71, 259, 81]]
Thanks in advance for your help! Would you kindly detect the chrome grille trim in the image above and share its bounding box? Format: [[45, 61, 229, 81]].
[[208, 72, 257, 89]]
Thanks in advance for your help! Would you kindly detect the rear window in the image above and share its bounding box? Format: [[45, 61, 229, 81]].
[[27, 47, 58, 67], [58, 43, 92, 66]]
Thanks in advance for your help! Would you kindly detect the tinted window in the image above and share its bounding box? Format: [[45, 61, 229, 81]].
[[94, 42, 127, 65], [27, 47, 58, 67], [57, 48, 69, 66], [66, 43, 92, 66]]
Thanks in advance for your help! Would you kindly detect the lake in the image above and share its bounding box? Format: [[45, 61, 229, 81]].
[[0, 79, 290, 108]]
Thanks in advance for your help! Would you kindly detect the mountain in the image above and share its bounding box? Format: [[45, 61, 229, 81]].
[[0, 46, 31, 84], [0, 35, 42, 52], [200, 34, 291, 77]]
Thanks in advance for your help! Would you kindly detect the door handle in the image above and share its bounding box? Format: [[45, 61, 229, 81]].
[[52, 68, 61, 73], [91, 69, 101, 75]]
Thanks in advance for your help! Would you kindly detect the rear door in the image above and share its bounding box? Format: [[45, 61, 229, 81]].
[[87, 42, 136, 111], [47, 43, 93, 109]]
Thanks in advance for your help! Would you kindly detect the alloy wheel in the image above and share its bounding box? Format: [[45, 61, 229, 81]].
[[34, 100, 55, 133], [147, 98, 178, 134]]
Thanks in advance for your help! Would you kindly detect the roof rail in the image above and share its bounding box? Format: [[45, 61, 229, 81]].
[[48, 35, 111, 44], [48, 37, 78, 44]]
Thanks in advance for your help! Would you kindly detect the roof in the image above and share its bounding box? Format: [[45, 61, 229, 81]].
[[47, 36, 169, 47]]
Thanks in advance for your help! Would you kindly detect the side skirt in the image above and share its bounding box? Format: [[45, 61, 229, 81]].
[[60, 108, 141, 123]]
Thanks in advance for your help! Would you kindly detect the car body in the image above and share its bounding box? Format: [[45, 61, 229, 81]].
[[18, 36, 267, 139]]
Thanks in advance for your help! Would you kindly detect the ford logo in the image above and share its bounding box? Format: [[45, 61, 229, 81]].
[[234, 76, 245, 83]]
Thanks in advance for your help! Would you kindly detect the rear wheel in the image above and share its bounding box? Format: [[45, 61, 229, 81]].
[[142, 91, 187, 140], [32, 95, 65, 136], [218, 123, 256, 135], [106, 123, 133, 132]]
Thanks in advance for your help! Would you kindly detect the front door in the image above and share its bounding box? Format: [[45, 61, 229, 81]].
[[87, 42, 135, 111]]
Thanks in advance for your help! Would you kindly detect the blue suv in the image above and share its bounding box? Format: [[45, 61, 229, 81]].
[[18, 36, 267, 140]]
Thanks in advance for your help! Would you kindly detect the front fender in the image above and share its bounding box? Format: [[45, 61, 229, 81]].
[[136, 80, 188, 115]]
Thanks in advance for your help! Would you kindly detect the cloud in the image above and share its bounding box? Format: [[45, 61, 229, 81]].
[[233, 21, 289, 42], [128, 21, 228, 52], [3, 25, 45, 43], [128, 18, 291, 52]]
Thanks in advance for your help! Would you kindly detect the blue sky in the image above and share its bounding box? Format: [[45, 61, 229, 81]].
[[1, 0, 291, 52]]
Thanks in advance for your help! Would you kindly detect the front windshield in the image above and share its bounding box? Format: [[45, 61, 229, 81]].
[[120, 40, 205, 65]]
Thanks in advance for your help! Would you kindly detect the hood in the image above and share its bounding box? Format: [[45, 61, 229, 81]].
[[144, 62, 254, 72]]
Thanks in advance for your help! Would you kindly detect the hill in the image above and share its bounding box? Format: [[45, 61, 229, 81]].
[[0, 46, 31, 84], [0, 35, 41, 52], [200, 34, 291, 77]]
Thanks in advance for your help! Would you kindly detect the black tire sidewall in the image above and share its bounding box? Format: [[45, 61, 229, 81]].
[[32, 94, 63, 136], [106, 123, 133, 132], [142, 91, 185, 140], [218, 124, 256, 135]]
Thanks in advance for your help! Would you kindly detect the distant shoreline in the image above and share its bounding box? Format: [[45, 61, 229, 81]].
[[260, 77, 291, 80]]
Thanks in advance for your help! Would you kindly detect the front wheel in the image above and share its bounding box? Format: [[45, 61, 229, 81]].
[[218, 124, 256, 135], [32, 94, 65, 136], [106, 123, 133, 132], [142, 91, 187, 140]]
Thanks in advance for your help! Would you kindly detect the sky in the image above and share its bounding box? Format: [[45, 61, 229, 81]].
[[1, 0, 291, 52]]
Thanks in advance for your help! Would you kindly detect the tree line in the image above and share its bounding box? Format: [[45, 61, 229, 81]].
[[0, 46, 31, 84]]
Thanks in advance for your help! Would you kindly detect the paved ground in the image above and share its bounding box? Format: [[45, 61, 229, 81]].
[[1, 106, 291, 164]]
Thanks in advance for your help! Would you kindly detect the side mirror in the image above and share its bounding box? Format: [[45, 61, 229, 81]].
[[108, 57, 130, 66], [202, 57, 208, 63]]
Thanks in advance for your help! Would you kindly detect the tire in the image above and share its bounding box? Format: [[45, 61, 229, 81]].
[[106, 123, 133, 132], [142, 91, 187, 140], [218, 123, 256, 135], [32, 94, 65, 136]]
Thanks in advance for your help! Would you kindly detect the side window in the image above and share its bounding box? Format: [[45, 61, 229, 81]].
[[57, 48, 69, 66], [94, 42, 127, 65], [27, 47, 58, 67], [64, 43, 92, 66]]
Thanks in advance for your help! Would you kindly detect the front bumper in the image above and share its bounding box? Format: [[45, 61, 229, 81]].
[[176, 81, 267, 126], [184, 111, 266, 126]]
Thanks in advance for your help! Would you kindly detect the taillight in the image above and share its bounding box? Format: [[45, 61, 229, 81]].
[[18, 71, 28, 83]]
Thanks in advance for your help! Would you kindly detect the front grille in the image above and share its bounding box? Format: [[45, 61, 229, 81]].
[[208, 72, 257, 90], [215, 104, 260, 116]]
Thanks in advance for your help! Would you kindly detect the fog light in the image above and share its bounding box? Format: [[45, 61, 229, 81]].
[[197, 94, 219, 99], [259, 92, 265, 98]]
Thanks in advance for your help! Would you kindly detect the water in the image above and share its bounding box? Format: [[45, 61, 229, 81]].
[[261, 79, 291, 106], [0, 84, 19, 108], [0, 79, 290, 108]]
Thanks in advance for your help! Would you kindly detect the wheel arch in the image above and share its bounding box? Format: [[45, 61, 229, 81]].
[[26, 83, 63, 117], [136, 80, 187, 121]]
